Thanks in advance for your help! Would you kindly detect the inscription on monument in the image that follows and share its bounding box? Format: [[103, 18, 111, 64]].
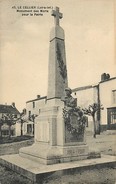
[[36, 121, 49, 142], [66, 149, 85, 156]]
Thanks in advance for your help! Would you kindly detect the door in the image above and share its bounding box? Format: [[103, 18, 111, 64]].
[[107, 107, 116, 129]]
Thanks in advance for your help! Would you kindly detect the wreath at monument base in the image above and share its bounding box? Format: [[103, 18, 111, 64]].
[[63, 107, 86, 134]]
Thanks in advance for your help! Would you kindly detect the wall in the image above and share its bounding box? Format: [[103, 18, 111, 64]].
[[72, 86, 98, 132], [26, 97, 47, 117], [0, 139, 34, 156], [23, 97, 47, 136], [72, 87, 95, 108], [15, 123, 21, 136], [23, 122, 27, 135], [99, 78, 116, 125]]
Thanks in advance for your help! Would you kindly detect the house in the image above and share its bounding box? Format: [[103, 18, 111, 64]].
[[25, 74, 116, 134], [99, 76, 116, 130], [72, 74, 116, 132], [0, 103, 20, 137], [22, 95, 47, 136], [72, 85, 97, 133]]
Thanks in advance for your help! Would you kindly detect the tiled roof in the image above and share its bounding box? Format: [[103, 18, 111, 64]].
[[72, 77, 116, 92], [72, 85, 93, 92], [99, 77, 116, 84], [0, 105, 20, 115], [26, 96, 47, 103]]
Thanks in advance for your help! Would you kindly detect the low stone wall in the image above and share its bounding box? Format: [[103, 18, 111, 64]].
[[0, 139, 34, 156]]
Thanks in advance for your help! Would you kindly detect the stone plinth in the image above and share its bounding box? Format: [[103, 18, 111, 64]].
[[20, 143, 90, 165], [19, 99, 96, 165]]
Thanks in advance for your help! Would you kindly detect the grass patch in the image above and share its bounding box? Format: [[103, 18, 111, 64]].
[[0, 135, 33, 144]]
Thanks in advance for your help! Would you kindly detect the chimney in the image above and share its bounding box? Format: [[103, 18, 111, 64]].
[[23, 108, 26, 114], [101, 73, 110, 82], [101, 73, 106, 81], [37, 95, 40, 99], [106, 73, 110, 80], [12, 102, 15, 107]]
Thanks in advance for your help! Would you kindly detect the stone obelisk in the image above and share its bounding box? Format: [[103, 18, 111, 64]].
[[20, 7, 90, 165], [47, 7, 68, 100]]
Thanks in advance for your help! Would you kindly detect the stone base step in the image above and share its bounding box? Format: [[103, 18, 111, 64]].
[[0, 154, 115, 183]]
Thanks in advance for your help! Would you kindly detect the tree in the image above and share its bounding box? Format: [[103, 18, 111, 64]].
[[17, 109, 28, 136], [29, 114, 38, 135], [83, 103, 104, 138], [20, 113, 24, 136], [19, 110, 38, 136], [0, 118, 4, 138], [2, 114, 17, 139], [18, 109, 38, 136]]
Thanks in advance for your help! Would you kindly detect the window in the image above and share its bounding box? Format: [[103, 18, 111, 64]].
[[29, 111, 31, 117], [33, 101, 35, 108], [112, 90, 116, 104], [2, 130, 9, 136], [111, 111, 116, 124], [107, 108, 116, 125], [27, 124, 32, 134]]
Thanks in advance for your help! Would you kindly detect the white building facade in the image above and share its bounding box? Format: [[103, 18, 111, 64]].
[[25, 76, 116, 134], [99, 77, 116, 130], [23, 95, 47, 136], [72, 76, 116, 132]]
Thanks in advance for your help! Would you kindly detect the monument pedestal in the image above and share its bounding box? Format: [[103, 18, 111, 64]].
[[19, 99, 99, 165], [20, 143, 89, 165]]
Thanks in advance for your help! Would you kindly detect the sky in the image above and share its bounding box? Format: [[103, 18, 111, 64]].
[[0, 0, 116, 111]]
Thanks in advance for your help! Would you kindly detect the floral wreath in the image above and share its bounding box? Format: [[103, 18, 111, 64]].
[[63, 107, 86, 134]]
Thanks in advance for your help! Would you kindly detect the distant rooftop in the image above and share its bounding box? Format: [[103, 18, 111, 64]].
[[72, 85, 93, 92], [0, 104, 20, 114], [26, 96, 47, 103], [99, 77, 116, 84], [26, 76, 116, 102], [72, 76, 116, 92]]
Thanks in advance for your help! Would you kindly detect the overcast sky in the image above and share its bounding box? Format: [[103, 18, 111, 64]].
[[0, 0, 116, 111]]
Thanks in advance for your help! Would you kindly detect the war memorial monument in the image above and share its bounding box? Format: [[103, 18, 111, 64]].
[[0, 7, 115, 183], [19, 6, 92, 164]]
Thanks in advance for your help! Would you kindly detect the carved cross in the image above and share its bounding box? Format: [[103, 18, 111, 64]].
[[51, 7, 63, 26]]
